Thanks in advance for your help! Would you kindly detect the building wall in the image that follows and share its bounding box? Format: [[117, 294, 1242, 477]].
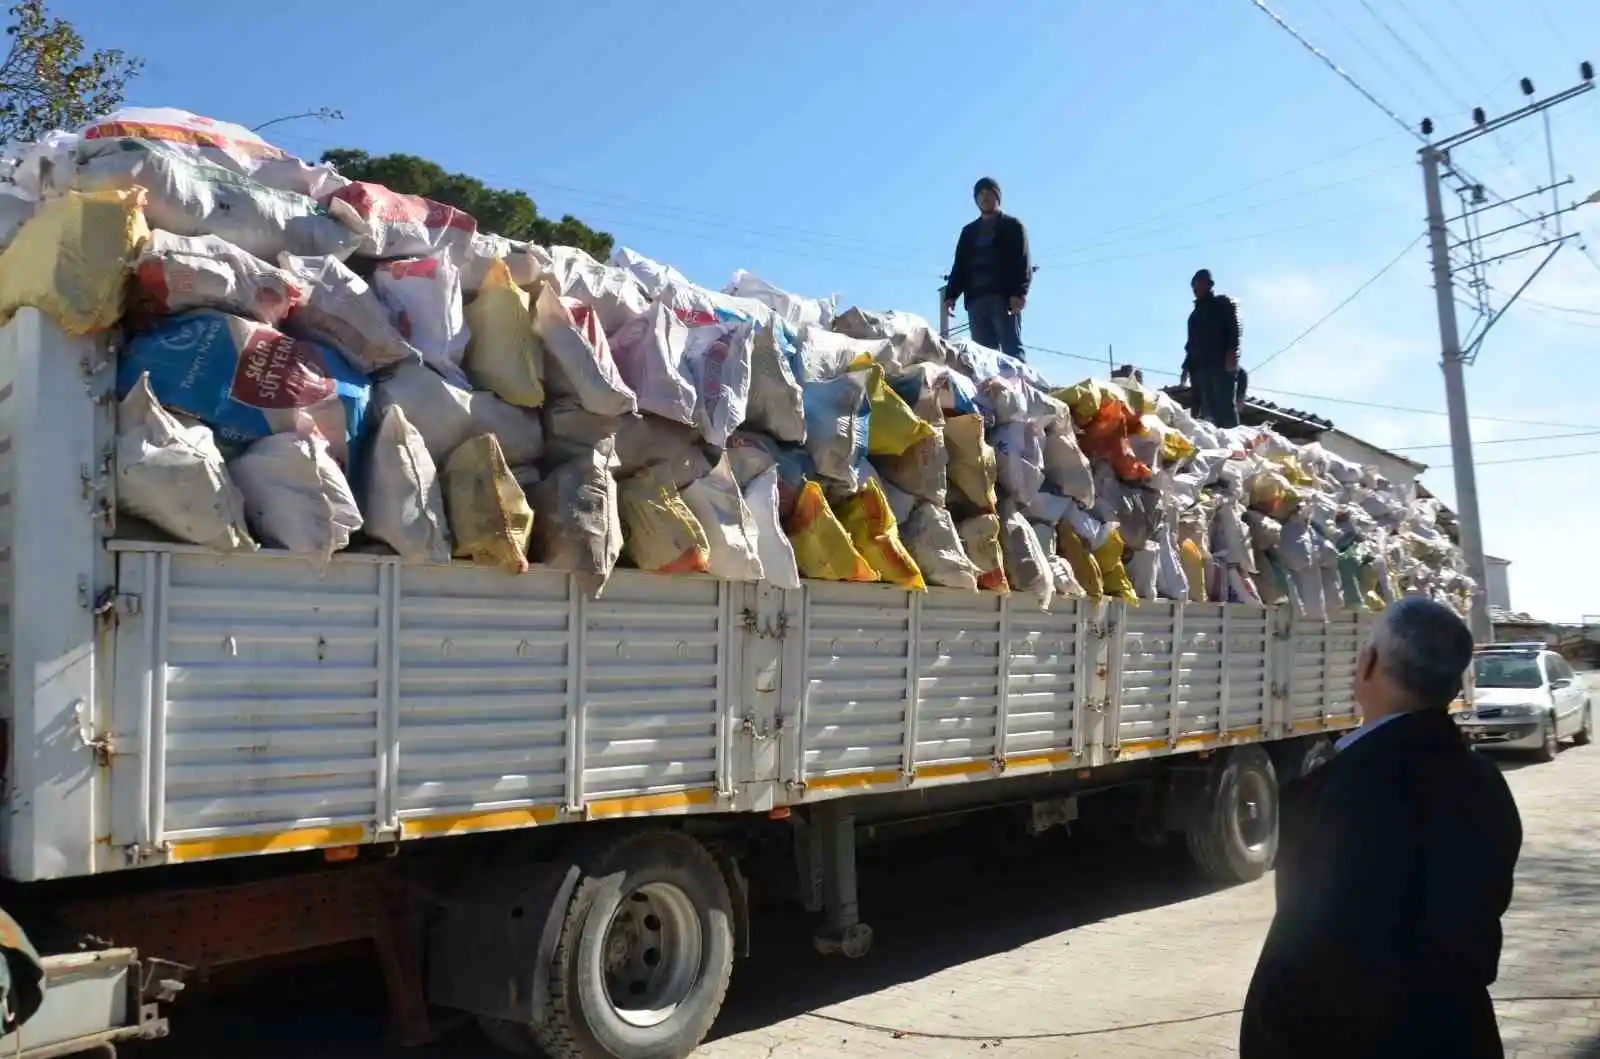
[[1317, 430, 1425, 490], [1485, 557, 1512, 612]]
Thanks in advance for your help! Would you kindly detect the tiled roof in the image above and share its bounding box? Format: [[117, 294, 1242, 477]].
[[1160, 385, 1334, 439]]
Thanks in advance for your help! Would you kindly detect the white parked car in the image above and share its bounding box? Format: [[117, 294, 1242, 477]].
[[1456, 645, 1592, 761]]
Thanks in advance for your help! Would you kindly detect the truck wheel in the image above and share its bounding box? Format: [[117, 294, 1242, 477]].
[[486, 830, 735, 1059], [1185, 745, 1279, 884]]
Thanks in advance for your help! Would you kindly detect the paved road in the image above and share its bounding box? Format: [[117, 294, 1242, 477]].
[[164, 723, 1600, 1059]]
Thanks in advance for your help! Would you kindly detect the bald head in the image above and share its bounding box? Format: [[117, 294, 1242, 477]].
[[1360, 597, 1476, 714]]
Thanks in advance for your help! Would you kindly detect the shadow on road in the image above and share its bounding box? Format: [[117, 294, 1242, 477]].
[[710, 826, 1226, 1041], [140, 824, 1232, 1058]]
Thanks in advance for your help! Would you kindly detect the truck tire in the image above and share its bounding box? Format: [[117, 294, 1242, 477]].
[[485, 830, 735, 1059], [1185, 745, 1279, 884]]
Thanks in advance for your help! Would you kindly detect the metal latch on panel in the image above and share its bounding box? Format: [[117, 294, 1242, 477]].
[[740, 609, 790, 638], [90, 586, 142, 618], [739, 716, 776, 742], [74, 699, 113, 767]]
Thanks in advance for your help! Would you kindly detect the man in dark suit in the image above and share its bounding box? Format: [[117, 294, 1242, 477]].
[[942, 177, 1031, 361], [1241, 597, 1523, 1059]]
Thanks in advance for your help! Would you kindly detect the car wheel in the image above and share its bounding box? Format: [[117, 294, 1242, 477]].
[[1535, 713, 1559, 763], [1574, 702, 1592, 747]]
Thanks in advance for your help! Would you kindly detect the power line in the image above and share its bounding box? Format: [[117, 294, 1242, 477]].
[[1016, 342, 1600, 432], [1036, 208, 1412, 270], [1374, 0, 1550, 213], [1250, 0, 1421, 141], [1580, 242, 1600, 278], [1355, 0, 1470, 111], [1395, 0, 1494, 94], [1030, 159, 1412, 261], [1251, 231, 1425, 372], [1026, 132, 1407, 257], [1395, 429, 1600, 451], [1250, 0, 1537, 233], [1518, 305, 1600, 329], [1307, 0, 1434, 109], [1431, 447, 1600, 470], [1520, 297, 1600, 317], [1440, 0, 1516, 75]]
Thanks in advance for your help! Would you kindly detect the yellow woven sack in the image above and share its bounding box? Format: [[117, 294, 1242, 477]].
[[847, 355, 934, 457], [618, 470, 710, 574], [463, 258, 545, 408], [1058, 526, 1104, 600], [443, 433, 534, 574], [945, 413, 998, 512], [1093, 526, 1138, 602], [786, 480, 877, 582], [1051, 379, 1112, 426], [836, 478, 925, 589], [0, 187, 149, 334]]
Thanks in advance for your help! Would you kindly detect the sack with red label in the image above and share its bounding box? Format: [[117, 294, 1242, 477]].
[[278, 253, 424, 375], [320, 181, 478, 262], [685, 321, 753, 447], [372, 255, 468, 369], [119, 310, 371, 466], [132, 230, 305, 325], [75, 106, 349, 198]]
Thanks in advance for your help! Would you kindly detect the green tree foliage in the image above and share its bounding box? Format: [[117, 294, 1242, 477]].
[[321, 148, 614, 260], [0, 0, 141, 142]]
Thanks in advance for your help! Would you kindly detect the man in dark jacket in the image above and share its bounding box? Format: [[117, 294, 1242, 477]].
[[1181, 268, 1243, 427], [942, 177, 1030, 361], [1241, 597, 1522, 1059]]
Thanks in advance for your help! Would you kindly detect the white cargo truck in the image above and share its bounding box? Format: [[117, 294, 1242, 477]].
[[0, 308, 1385, 1058]]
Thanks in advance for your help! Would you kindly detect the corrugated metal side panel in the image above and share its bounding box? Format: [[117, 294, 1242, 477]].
[[581, 573, 729, 800], [1332, 611, 1372, 718], [913, 590, 1003, 768], [1174, 604, 1227, 738], [1290, 611, 1365, 726], [396, 564, 571, 824], [1224, 605, 1271, 733], [801, 582, 912, 780], [1005, 598, 1083, 760], [158, 552, 383, 839], [0, 328, 15, 723], [1117, 602, 1178, 745]]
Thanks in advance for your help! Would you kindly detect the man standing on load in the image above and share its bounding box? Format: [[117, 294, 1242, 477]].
[[1181, 268, 1244, 428], [942, 177, 1031, 361]]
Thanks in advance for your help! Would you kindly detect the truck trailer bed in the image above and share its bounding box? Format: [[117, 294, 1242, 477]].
[[0, 307, 1371, 883]]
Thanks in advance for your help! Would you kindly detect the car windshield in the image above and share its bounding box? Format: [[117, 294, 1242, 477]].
[[1472, 655, 1544, 690]]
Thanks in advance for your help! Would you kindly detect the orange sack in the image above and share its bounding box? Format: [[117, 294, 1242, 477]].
[[1078, 395, 1152, 482]]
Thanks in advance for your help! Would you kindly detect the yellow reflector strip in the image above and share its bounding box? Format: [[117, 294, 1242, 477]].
[[586, 789, 716, 818], [804, 770, 901, 793], [167, 824, 368, 863], [404, 805, 560, 839]]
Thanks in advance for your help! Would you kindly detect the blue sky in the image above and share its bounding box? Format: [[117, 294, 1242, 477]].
[[69, 0, 1600, 621]]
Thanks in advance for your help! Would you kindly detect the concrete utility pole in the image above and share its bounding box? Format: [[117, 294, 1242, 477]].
[[1418, 68, 1594, 642]]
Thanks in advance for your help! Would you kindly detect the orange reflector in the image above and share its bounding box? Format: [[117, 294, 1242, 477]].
[[768, 807, 792, 820], [323, 846, 359, 863]]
